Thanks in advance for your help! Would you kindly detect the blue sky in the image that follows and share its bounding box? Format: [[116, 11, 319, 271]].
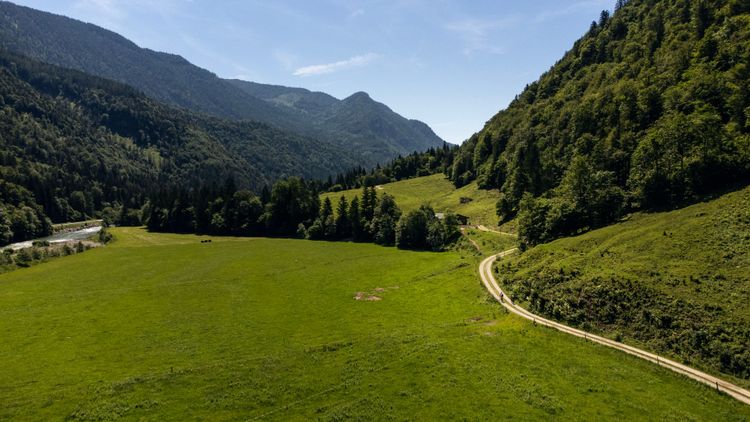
[[13, 0, 613, 143]]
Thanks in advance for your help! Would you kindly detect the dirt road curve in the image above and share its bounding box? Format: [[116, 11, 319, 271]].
[[480, 249, 750, 406]]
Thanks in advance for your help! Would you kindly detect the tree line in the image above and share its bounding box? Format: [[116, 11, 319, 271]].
[[141, 177, 460, 251]]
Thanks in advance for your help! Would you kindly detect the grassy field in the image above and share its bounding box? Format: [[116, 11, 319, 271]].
[[496, 185, 750, 388], [321, 174, 501, 227], [1, 228, 748, 420]]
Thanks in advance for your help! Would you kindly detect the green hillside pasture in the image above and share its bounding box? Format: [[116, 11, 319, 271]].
[[497, 185, 750, 388], [0, 228, 747, 420], [322, 174, 501, 227]]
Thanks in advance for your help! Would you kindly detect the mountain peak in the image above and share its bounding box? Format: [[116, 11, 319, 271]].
[[345, 91, 372, 101]]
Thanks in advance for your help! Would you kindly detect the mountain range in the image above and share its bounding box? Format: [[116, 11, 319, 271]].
[[0, 1, 445, 166]]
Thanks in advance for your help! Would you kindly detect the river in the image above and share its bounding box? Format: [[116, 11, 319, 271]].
[[2, 225, 102, 251]]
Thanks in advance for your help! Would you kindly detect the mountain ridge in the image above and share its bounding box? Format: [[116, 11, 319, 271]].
[[227, 79, 446, 156], [0, 0, 446, 165]]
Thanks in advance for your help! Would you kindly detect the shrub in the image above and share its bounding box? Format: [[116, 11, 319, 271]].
[[98, 228, 113, 244], [14, 249, 32, 267]]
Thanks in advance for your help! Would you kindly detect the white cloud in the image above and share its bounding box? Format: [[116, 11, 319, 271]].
[[348, 8, 365, 19], [444, 16, 518, 56], [293, 53, 380, 77]]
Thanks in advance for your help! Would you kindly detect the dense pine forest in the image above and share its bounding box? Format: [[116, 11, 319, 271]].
[[447, 0, 750, 247]]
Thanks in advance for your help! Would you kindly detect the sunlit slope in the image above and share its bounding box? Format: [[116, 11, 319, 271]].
[[322, 174, 501, 226], [497, 185, 750, 388], [0, 228, 747, 419]]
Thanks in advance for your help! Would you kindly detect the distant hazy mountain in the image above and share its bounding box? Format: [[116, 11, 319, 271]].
[[228, 80, 446, 158], [0, 1, 446, 164]]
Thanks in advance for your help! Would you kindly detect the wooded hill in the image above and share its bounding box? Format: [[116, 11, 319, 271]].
[[0, 50, 360, 244], [447, 0, 750, 247], [0, 1, 445, 166]]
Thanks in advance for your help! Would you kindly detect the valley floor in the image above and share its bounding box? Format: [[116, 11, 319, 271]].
[[0, 228, 747, 420]]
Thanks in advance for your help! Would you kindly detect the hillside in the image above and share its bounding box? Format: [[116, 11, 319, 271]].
[[0, 228, 747, 419], [0, 49, 359, 243], [448, 0, 750, 245], [0, 1, 446, 165], [496, 185, 750, 387], [321, 174, 502, 227]]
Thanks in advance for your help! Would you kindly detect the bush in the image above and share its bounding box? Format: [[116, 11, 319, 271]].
[[2, 249, 14, 265], [98, 228, 113, 244], [396, 206, 433, 249], [14, 249, 32, 267], [295, 223, 307, 239]]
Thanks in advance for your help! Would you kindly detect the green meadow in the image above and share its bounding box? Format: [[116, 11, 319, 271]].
[[0, 227, 747, 420], [322, 174, 501, 226]]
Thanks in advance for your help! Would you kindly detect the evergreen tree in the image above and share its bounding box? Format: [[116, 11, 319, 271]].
[[320, 197, 334, 220], [599, 9, 610, 27], [693, 0, 711, 38], [265, 177, 320, 236], [361, 186, 377, 222], [371, 193, 401, 246], [348, 196, 364, 241], [360, 186, 378, 240], [0, 209, 12, 245], [334, 196, 350, 239]]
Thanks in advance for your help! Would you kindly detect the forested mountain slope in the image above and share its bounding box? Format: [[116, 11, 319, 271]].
[[0, 1, 445, 165], [0, 1, 287, 124], [449, 0, 750, 246], [0, 50, 358, 244]]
